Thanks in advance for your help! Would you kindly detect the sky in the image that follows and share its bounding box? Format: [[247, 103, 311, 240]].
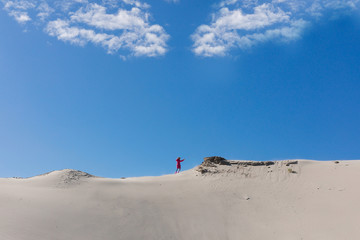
[[1, 0, 360, 178]]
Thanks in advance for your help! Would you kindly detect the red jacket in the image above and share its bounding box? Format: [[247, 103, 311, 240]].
[[176, 159, 184, 168]]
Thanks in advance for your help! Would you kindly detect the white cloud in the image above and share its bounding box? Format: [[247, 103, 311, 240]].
[[192, 0, 360, 57], [9, 11, 31, 22], [37, 2, 54, 21], [46, 10, 169, 57], [3, 0, 35, 10], [214, 4, 290, 30], [122, 0, 150, 8], [1, 0, 169, 58], [2, 0, 35, 23], [70, 4, 149, 30]]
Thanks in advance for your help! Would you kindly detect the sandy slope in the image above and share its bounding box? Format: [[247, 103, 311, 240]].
[[1, 160, 360, 240]]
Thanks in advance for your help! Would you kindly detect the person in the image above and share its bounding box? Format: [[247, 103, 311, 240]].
[[175, 157, 185, 174]]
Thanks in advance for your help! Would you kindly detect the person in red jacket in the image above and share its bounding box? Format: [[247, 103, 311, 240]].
[[175, 157, 185, 174]]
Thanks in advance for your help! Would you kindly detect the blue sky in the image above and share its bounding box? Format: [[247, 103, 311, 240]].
[[1, 0, 360, 178]]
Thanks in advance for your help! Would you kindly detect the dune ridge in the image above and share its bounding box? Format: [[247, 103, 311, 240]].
[[1, 159, 359, 240]]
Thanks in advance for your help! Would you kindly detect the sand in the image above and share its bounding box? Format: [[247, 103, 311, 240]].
[[1, 160, 360, 240]]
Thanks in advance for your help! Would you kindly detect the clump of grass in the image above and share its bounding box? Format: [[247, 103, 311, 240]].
[[288, 168, 297, 174]]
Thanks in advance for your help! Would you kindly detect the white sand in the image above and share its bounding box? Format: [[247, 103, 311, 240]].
[[1, 160, 360, 240]]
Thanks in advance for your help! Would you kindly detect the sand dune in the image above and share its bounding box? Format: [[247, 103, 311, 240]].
[[1, 159, 360, 240]]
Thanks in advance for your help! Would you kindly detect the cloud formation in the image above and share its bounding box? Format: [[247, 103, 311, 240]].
[[192, 0, 360, 57], [1, 0, 169, 57], [2, 0, 359, 58]]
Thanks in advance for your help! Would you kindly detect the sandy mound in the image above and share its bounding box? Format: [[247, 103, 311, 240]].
[[196, 156, 300, 180], [28, 169, 96, 187]]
